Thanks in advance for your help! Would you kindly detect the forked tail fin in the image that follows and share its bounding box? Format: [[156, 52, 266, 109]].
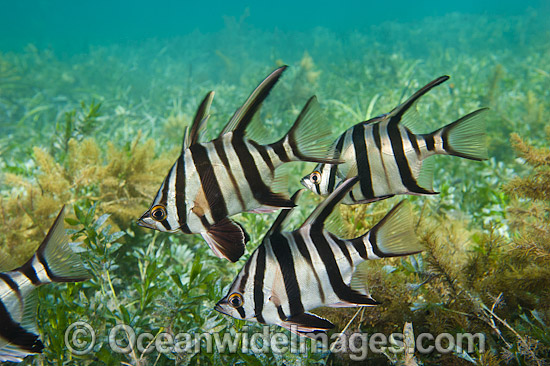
[[429, 108, 489, 161], [20, 206, 90, 284], [355, 201, 423, 259]]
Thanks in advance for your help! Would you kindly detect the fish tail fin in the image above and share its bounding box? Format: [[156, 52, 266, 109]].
[[356, 201, 423, 259], [23, 206, 90, 284], [273, 96, 341, 164], [429, 108, 489, 161]]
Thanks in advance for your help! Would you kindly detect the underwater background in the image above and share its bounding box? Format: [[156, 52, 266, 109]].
[[1, 0, 550, 365]]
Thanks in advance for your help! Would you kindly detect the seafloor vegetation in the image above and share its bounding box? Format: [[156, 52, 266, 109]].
[[1, 10, 549, 366]]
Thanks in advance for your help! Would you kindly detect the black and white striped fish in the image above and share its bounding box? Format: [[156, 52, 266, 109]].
[[0, 207, 89, 362], [138, 66, 338, 262], [301, 76, 489, 204], [215, 177, 423, 336]]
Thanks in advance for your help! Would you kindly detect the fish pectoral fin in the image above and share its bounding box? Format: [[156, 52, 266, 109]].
[[202, 218, 249, 262], [281, 312, 335, 335]]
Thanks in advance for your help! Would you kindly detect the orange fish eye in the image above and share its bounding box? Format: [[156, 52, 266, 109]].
[[311, 171, 321, 184], [228, 292, 244, 308], [150, 205, 167, 221]]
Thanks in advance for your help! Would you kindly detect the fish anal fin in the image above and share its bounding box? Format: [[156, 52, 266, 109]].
[[337, 286, 380, 306], [326, 299, 379, 308], [258, 191, 295, 210], [282, 312, 335, 334]]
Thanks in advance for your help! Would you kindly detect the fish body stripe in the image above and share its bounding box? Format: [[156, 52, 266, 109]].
[[0, 273, 20, 295], [352, 124, 375, 199], [372, 122, 382, 150], [213, 139, 246, 212], [406, 128, 421, 157], [270, 233, 304, 317], [253, 245, 267, 324], [271, 142, 290, 162], [387, 122, 419, 192], [190, 143, 228, 224], [231, 135, 273, 205], [327, 134, 347, 194], [175, 155, 191, 234], [248, 140, 275, 174], [237, 256, 252, 295], [308, 230, 354, 302], [291, 232, 325, 303], [18, 263, 40, 286], [329, 232, 354, 267]]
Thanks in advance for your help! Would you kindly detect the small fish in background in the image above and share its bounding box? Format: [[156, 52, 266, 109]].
[[0, 206, 90, 363], [301, 75, 489, 205], [215, 176, 423, 337], [138, 66, 339, 262]]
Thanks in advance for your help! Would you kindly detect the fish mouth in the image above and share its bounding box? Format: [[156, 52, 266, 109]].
[[214, 302, 226, 315], [300, 176, 309, 188], [137, 220, 156, 230], [137, 211, 156, 230]]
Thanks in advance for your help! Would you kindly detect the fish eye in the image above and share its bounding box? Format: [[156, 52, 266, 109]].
[[150, 205, 167, 221], [311, 171, 321, 184], [228, 292, 244, 308]]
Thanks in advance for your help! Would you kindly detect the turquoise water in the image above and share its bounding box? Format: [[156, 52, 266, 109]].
[[1, 1, 550, 365]]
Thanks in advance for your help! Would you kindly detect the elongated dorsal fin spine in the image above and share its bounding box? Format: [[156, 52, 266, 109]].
[[301, 176, 359, 230], [183, 91, 215, 151], [218, 66, 287, 138], [387, 75, 449, 127], [266, 190, 304, 236]]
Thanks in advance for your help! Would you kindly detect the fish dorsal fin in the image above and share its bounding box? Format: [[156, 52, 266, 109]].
[[360, 114, 387, 125], [266, 190, 304, 237], [245, 110, 272, 145], [386, 76, 449, 129], [218, 66, 287, 138], [183, 91, 215, 151], [301, 176, 359, 230], [324, 204, 351, 239]]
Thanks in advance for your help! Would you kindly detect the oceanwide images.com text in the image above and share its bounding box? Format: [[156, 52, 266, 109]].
[[65, 321, 486, 361]]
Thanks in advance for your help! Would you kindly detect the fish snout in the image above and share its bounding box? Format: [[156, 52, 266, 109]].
[[214, 301, 227, 315], [137, 211, 156, 230]]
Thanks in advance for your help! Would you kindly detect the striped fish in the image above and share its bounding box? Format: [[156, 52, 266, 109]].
[[215, 176, 423, 336], [301, 75, 489, 204], [0, 207, 89, 362], [138, 66, 338, 262]]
